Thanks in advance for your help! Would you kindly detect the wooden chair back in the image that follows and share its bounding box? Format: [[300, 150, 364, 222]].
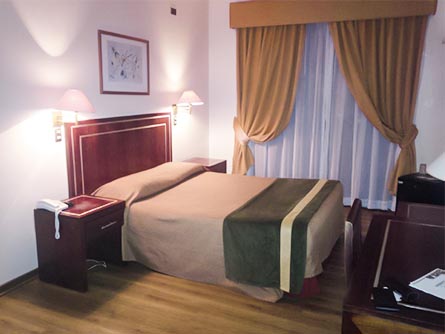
[[345, 199, 362, 286]]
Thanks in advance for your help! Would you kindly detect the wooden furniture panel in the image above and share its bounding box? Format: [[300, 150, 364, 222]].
[[34, 195, 125, 292], [34, 210, 87, 291], [342, 215, 445, 334], [65, 113, 172, 197], [352, 314, 442, 334], [396, 202, 444, 226]]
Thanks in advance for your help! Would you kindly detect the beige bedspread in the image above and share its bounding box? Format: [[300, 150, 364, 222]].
[[96, 168, 344, 302]]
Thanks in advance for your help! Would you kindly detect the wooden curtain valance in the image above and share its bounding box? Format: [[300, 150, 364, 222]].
[[230, 0, 437, 28]]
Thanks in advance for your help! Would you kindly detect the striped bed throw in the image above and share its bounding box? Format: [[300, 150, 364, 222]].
[[223, 178, 339, 293]]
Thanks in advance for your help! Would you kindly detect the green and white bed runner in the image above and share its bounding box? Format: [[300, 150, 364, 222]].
[[223, 178, 338, 293]]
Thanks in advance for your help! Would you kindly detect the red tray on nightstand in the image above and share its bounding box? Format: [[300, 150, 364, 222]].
[[61, 195, 121, 218]]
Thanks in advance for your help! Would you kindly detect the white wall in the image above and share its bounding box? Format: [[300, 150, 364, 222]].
[[0, 0, 209, 286], [209, 1, 445, 178], [414, 0, 445, 180], [208, 0, 237, 172]]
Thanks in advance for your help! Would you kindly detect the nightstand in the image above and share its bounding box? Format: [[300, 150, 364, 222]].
[[184, 157, 227, 173], [34, 195, 125, 292]]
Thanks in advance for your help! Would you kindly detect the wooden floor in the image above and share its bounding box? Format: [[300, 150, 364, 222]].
[[0, 208, 376, 334]]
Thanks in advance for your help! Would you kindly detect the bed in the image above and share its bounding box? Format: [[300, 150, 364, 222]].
[[65, 113, 344, 302]]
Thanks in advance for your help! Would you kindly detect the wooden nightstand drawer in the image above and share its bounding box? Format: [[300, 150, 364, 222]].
[[86, 210, 124, 264]]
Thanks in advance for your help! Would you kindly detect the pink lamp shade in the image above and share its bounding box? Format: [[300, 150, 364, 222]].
[[177, 90, 204, 107], [56, 89, 95, 114]]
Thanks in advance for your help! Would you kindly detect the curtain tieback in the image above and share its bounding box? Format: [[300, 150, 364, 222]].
[[400, 125, 418, 149], [233, 117, 250, 146]]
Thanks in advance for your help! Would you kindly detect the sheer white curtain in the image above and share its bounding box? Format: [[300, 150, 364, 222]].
[[249, 23, 397, 210]]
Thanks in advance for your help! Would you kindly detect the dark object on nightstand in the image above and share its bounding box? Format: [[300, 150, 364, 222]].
[[372, 287, 400, 312], [34, 195, 125, 292], [184, 157, 227, 173], [396, 173, 444, 212]]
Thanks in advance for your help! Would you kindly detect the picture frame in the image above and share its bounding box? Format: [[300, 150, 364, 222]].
[[98, 30, 150, 95]]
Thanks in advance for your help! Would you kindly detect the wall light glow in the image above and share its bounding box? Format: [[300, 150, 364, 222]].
[[159, 46, 189, 92], [19, 109, 55, 148], [12, 0, 89, 57], [30, 60, 74, 87], [158, 32, 191, 92]]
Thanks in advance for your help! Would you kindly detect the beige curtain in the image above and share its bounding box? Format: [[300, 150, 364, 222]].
[[329, 16, 427, 194], [232, 25, 305, 174]]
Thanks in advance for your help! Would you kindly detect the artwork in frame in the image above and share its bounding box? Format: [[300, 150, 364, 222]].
[[98, 30, 150, 95]]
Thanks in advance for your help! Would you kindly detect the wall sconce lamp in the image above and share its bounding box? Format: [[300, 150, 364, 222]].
[[172, 90, 203, 125], [52, 89, 94, 142], [56, 89, 95, 124]]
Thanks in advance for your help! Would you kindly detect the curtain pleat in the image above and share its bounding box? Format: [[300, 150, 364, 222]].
[[232, 25, 306, 174], [329, 16, 427, 193]]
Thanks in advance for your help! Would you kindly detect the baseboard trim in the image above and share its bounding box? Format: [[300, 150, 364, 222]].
[[0, 269, 38, 297]]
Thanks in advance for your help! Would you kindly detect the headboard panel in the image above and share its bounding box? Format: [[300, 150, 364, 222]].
[[65, 113, 172, 197]]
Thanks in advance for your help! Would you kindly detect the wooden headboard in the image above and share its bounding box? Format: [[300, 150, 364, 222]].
[[64, 112, 172, 197]]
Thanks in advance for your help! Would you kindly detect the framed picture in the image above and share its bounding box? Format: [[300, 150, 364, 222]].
[[98, 30, 150, 95]]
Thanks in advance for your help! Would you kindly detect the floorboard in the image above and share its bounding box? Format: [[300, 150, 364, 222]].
[[0, 208, 378, 334]]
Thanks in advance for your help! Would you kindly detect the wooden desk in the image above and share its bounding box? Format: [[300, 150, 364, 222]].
[[342, 215, 445, 334]]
